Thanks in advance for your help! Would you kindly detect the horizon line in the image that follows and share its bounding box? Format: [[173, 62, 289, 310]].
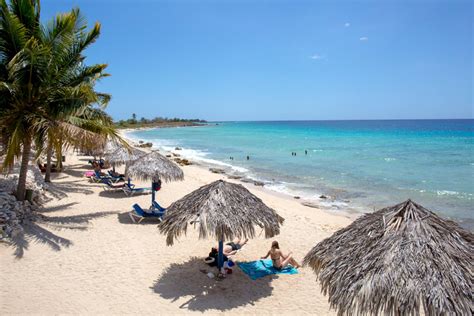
[[206, 118, 474, 123]]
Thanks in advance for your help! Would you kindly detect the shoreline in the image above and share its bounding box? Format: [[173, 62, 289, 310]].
[[121, 123, 474, 231], [120, 129, 360, 222]]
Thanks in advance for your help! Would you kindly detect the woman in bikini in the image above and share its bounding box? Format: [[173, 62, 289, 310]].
[[209, 237, 249, 259], [261, 240, 301, 269], [222, 238, 248, 256]]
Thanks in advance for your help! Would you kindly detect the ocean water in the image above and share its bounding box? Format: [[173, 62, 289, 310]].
[[126, 120, 474, 227]]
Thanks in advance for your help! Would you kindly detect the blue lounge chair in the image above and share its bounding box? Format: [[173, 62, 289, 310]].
[[151, 200, 166, 213], [101, 178, 125, 192], [122, 182, 151, 196], [129, 203, 165, 223], [90, 170, 112, 183], [107, 170, 125, 182]]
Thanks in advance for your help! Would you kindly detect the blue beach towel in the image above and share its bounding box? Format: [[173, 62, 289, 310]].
[[237, 259, 298, 280]]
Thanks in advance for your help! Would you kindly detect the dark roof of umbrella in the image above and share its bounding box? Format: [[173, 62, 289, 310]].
[[126, 150, 184, 183], [159, 180, 284, 245], [303, 199, 473, 316]]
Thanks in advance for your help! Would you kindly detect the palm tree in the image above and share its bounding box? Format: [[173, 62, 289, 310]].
[[0, 0, 46, 200], [32, 8, 122, 182], [0, 0, 122, 198]]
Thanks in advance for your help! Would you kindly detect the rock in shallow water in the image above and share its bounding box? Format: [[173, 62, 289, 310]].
[[301, 201, 319, 208], [209, 168, 226, 174]]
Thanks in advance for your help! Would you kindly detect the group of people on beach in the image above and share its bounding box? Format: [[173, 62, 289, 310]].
[[207, 238, 301, 270]]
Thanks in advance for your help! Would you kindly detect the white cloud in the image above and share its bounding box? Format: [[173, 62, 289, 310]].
[[359, 36, 368, 41], [310, 54, 325, 60], [344, 22, 350, 27]]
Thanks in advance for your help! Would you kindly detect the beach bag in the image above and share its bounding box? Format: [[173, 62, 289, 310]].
[[153, 179, 162, 191], [204, 256, 217, 267]]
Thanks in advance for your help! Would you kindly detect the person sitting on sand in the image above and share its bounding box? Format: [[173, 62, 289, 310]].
[[261, 240, 301, 269], [205, 247, 229, 267]]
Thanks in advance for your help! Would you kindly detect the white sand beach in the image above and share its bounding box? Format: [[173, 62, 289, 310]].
[[0, 150, 353, 315]]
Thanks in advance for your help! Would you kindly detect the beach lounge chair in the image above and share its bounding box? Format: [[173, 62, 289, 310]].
[[107, 170, 125, 182], [151, 200, 166, 212], [101, 178, 125, 192], [90, 170, 110, 182], [122, 182, 151, 196], [129, 203, 165, 223], [91, 170, 122, 183]]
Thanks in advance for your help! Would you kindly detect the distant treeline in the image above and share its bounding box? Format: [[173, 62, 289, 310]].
[[115, 114, 207, 128]]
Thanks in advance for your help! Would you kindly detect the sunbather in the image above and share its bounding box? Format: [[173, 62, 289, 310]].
[[91, 161, 106, 176], [212, 238, 248, 257], [108, 170, 125, 178], [261, 240, 301, 269]]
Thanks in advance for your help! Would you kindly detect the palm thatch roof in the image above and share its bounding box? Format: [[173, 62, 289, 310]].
[[127, 150, 184, 183], [159, 180, 284, 245], [104, 146, 145, 166], [303, 199, 473, 316], [104, 141, 121, 153]]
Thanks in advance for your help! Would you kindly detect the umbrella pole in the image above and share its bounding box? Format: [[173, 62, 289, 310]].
[[151, 181, 156, 204], [218, 240, 224, 270]]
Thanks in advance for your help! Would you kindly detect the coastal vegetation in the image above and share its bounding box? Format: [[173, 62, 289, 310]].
[[115, 114, 206, 129], [0, 0, 122, 200]]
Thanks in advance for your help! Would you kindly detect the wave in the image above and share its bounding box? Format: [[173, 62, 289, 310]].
[[151, 140, 250, 174], [125, 131, 362, 213], [436, 190, 459, 196]]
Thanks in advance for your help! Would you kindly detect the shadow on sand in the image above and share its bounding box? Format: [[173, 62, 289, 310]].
[[98, 190, 151, 199], [39, 202, 79, 213], [62, 167, 89, 178], [46, 180, 95, 199], [10, 207, 118, 259], [151, 257, 276, 312], [117, 211, 162, 225]]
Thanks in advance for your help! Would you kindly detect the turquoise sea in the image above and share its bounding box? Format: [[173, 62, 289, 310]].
[[127, 120, 473, 228]]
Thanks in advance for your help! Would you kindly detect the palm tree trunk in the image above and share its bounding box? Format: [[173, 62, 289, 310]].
[[57, 145, 63, 171], [16, 137, 32, 201], [57, 135, 63, 171], [44, 142, 53, 182]]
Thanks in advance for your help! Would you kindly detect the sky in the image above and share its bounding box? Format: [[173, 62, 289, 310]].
[[41, 0, 473, 121]]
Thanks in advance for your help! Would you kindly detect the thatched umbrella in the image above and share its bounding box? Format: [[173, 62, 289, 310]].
[[303, 199, 473, 316], [127, 150, 184, 204], [159, 180, 284, 270], [104, 146, 145, 170]]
